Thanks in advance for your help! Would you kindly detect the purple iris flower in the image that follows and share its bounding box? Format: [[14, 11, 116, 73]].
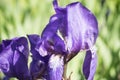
[[0, 37, 31, 80], [0, 0, 98, 80], [28, 0, 98, 79], [45, 0, 98, 80]]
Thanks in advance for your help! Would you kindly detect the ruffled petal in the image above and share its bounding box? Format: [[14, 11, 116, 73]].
[[83, 49, 97, 80]]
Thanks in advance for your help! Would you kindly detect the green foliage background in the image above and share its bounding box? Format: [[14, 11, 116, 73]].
[[0, 0, 120, 80]]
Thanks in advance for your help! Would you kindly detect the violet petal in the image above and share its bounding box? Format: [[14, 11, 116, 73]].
[[48, 54, 64, 80], [30, 59, 46, 79], [83, 49, 97, 80], [66, 2, 98, 52], [41, 14, 67, 55], [53, 2, 98, 54]]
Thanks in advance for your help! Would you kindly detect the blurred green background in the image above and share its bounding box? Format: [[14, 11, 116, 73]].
[[0, 0, 120, 80]]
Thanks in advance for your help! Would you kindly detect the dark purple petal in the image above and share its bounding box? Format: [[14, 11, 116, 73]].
[[0, 40, 12, 53], [29, 55, 50, 80], [2, 40, 12, 48], [83, 49, 97, 80], [12, 37, 30, 79], [52, 34, 66, 54], [27, 34, 42, 57], [48, 54, 64, 80], [43, 34, 66, 55], [27, 34, 48, 60], [13, 50, 30, 80], [30, 59, 46, 79], [27, 34, 41, 49], [0, 37, 31, 79], [13, 37, 29, 59]]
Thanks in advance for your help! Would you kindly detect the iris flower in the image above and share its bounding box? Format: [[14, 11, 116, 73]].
[[28, 0, 98, 80], [0, 37, 31, 80], [38, 0, 98, 80], [0, 0, 98, 80]]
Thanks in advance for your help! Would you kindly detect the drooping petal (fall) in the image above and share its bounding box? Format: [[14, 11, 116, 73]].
[[48, 54, 64, 80], [83, 49, 97, 80]]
